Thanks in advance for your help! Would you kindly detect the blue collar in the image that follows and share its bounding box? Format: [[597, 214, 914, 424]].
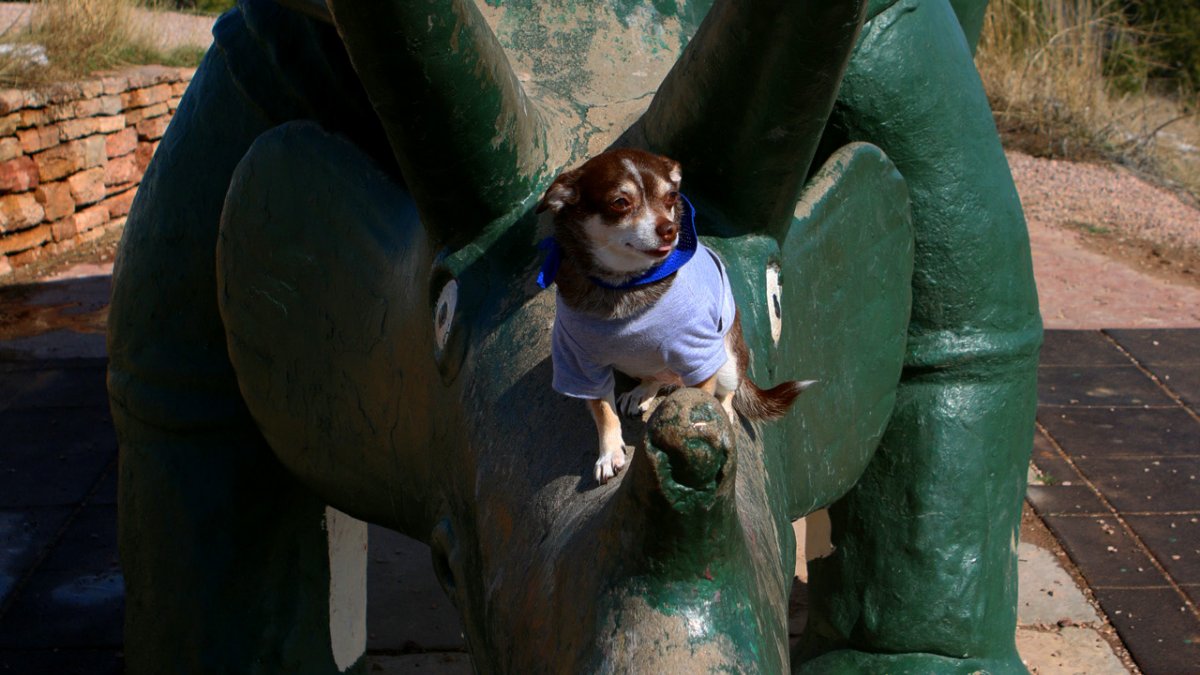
[[537, 194, 698, 290]]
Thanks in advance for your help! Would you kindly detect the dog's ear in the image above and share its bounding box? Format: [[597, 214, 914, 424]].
[[536, 169, 580, 214], [665, 158, 682, 186]]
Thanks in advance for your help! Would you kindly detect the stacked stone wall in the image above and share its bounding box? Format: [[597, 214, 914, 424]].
[[0, 65, 194, 276]]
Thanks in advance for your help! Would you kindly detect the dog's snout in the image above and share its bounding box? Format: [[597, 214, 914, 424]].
[[655, 217, 678, 242]]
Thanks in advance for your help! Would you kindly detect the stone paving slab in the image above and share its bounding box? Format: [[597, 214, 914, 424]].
[[1016, 626, 1131, 675], [367, 526, 467, 653], [1106, 329, 1200, 366], [0, 549, 124, 652], [0, 506, 122, 655], [1122, 514, 1200, 589], [368, 653, 473, 674], [1040, 514, 1164, 588], [0, 274, 109, 363], [1107, 329, 1200, 409], [0, 361, 109, 411], [1027, 484, 1108, 516], [1038, 406, 1200, 460], [1030, 433, 1089, 485], [1018, 543, 1102, 626], [1091, 587, 1199, 675], [0, 406, 115, 508], [1039, 330, 1136, 367], [1032, 329, 1200, 674], [0, 507, 73, 606], [0, 648, 123, 675], [1073, 456, 1200, 513], [1038, 364, 1179, 408], [89, 465, 118, 507], [1152, 364, 1200, 408]]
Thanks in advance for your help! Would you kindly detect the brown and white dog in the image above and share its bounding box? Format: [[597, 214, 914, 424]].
[[537, 148, 812, 483]]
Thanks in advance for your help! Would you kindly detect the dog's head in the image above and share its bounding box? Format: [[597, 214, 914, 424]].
[[537, 148, 683, 277]]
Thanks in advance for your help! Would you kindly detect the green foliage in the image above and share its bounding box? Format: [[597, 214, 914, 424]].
[[164, 0, 235, 14], [976, 0, 1149, 147], [1123, 0, 1200, 91], [977, 0, 1200, 201]]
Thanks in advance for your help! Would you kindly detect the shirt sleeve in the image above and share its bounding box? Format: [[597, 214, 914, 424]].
[[551, 322, 614, 399]]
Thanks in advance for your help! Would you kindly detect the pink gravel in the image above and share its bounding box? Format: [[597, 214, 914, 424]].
[[1007, 151, 1200, 328], [1009, 151, 1200, 253]]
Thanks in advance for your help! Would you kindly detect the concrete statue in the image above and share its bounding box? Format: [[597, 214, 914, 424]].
[[107, 0, 1040, 672]]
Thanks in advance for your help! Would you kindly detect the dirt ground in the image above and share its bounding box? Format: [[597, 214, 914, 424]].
[[3, 228, 121, 287]]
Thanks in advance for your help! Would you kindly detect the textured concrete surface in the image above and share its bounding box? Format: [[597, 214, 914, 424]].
[[1017, 626, 1132, 675], [1015, 542, 1127, 675], [1018, 543, 1102, 626]]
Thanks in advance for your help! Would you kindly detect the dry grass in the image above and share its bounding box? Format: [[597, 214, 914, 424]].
[[976, 0, 1199, 199], [0, 0, 204, 87]]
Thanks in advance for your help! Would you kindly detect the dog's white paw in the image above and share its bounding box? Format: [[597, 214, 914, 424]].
[[594, 445, 628, 484], [617, 383, 661, 418], [615, 391, 639, 417]]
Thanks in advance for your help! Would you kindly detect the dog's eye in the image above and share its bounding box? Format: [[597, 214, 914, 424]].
[[664, 191, 679, 207], [609, 196, 632, 212]]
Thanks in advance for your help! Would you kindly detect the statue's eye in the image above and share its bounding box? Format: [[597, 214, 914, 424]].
[[434, 279, 458, 352], [430, 269, 468, 384], [766, 264, 783, 345], [610, 196, 632, 211]]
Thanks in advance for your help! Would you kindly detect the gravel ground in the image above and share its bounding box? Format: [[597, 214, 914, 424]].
[[1009, 150, 1200, 328], [1010, 151, 1200, 253]]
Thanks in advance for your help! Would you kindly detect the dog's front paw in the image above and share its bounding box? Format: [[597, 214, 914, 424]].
[[615, 391, 640, 417], [594, 444, 628, 484], [617, 382, 661, 418]]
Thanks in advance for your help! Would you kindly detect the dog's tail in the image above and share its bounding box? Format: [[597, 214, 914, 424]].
[[733, 378, 816, 421]]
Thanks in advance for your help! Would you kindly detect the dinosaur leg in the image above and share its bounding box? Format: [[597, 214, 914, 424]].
[[107, 7, 378, 671], [799, 1, 1041, 672]]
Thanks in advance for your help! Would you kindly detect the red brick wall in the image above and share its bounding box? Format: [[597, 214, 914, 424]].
[[0, 65, 194, 276]]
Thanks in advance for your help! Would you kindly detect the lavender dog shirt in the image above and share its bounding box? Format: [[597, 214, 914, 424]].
[[551, 245, 735, 400]]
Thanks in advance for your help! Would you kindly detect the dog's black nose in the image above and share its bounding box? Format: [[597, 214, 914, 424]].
[[655, 219, 678, 242]]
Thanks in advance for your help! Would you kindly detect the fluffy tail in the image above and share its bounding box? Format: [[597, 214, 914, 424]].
[[733, 379, 816, 421]]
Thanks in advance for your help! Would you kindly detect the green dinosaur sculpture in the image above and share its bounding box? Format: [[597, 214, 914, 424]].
[[107, 0, 1040, 672]]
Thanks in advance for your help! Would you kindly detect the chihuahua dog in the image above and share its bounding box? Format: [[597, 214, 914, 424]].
[[536, 148, 812, 483]]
